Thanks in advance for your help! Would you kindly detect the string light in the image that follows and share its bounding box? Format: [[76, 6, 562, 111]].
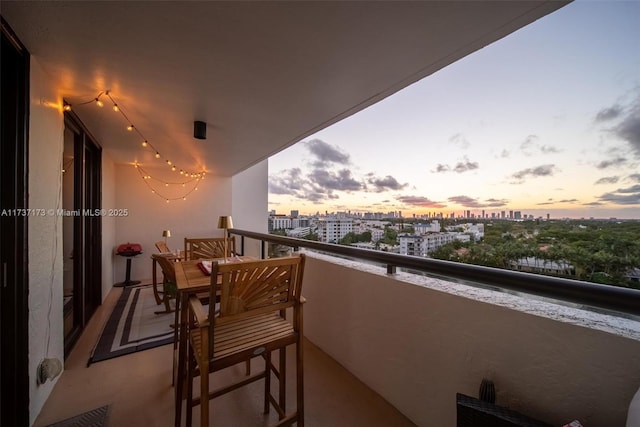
[[135, 164, 201, 201], [64, 90, 206, 202]]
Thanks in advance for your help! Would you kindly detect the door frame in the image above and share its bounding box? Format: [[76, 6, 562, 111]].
[[62, 111, 102, 357], [0, 17, 30, 427]]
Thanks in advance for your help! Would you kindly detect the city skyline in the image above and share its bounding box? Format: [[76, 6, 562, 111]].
[[268, 1, 640, 219]]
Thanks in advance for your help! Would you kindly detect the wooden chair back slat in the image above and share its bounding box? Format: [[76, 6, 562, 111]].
[[184, 237, 235, 260], [155, 240, 171, 253]]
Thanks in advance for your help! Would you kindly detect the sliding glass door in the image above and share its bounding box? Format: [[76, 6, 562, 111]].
[[63, 112, 102, 357]]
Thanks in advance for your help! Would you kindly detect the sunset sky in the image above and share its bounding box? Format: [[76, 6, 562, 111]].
[[269, 1, 640, 219]]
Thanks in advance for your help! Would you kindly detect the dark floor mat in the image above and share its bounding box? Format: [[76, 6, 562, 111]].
[[46, 405, 111, 427]]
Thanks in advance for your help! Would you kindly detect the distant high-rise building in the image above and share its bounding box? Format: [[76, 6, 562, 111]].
[[317, 217, 353, 243], [270, 215, 291, 231], [501, 211, 506, 219], [509, 210, 513, 219], [291, 210, 299, 218], [514, 211, 521, 220]]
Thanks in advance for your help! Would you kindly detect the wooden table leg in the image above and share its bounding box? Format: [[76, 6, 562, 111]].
[[152, 258, 162, 305], [174, 291, 188, 427]]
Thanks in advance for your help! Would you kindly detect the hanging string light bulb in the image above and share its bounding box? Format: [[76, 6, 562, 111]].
[[64, 90, 206, 202]]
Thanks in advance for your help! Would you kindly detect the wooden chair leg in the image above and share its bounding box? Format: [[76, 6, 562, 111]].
[[152, 259, 162, 305], [264, 352, 271, 414], [186, 350, 194, 427], [297, 340, 304, 426], [279, 347, 286, 416], [200, 350, 209, 427]]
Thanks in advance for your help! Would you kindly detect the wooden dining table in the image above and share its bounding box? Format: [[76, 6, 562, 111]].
[[172, 256, 257, 427]]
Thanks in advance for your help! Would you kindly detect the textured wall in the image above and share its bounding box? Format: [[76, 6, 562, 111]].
[[28, 57, 65, 425], [113, 163, 231, 283], [302, 254, 640, 426]]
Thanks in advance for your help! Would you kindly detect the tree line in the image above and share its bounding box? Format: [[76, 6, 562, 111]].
[[429, 219, 640, 289]]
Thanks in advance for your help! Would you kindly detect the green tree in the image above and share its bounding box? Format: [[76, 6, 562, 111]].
[[302, 232, 319, 241]]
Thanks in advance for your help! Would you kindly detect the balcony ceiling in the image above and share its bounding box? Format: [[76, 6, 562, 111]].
[[2, 1, 567, 177]]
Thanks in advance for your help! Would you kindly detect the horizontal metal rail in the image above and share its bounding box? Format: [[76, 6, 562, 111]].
[[230, 229, 640, 317]]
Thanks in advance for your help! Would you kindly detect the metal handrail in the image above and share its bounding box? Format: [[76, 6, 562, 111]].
[[229, 228, 640, 317]]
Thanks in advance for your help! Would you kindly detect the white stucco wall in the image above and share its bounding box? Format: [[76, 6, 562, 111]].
[[28, 58, 65, 425], [113, 164, 231, 283], [232, 159, 268, 258], [302, 254, 640, 426]]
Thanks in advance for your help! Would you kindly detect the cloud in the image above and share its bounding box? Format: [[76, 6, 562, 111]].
[[483, 198, 510, 207], [627, 173, 640, 183], [367, 175, 408, 192], [510, 164, 558, 182], [520, 135, 539, 156], [397, 196, 446, 208], [304, 139, 350, 167], [614, 101, 640, 157], [434, 164, 450, 173], [433, 156, 479, 174], [595, 176, 620, 185], [616, 184, 640, 194], [448, 195, 508, 208], [596, 184, 640, 205], [499, 149, 510, 158], [596, 157, 627, 169], [519, 135, 561, 156], [540, 145, 561, 154], [453, 158, 479, 173], [595, 104, 623, 122], [449, 133, 470, 149], [270, 138, 414, 204], [309, 169, 362, 192], [538, 198, 578, 205], [268, 168, 304, 195], [597, 96, 640, 158]]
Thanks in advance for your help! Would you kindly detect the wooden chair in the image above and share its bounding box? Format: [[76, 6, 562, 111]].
[[156, 240, 171, 254], [153, 241, 182, 307], [185, 254, 306, 427], [183, 237, 235, 261], [151, 254, 178, 314]]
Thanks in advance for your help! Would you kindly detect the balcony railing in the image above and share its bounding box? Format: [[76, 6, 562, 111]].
[[230, 228, 640, 317]]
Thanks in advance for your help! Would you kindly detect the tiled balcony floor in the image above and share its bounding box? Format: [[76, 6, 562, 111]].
[[34, 287, 415, 427]]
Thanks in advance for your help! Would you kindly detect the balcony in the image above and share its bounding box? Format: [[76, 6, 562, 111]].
[[3, 2, 637, 426], [36, 233, 640, 426], [33, 283, 415, 427]]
